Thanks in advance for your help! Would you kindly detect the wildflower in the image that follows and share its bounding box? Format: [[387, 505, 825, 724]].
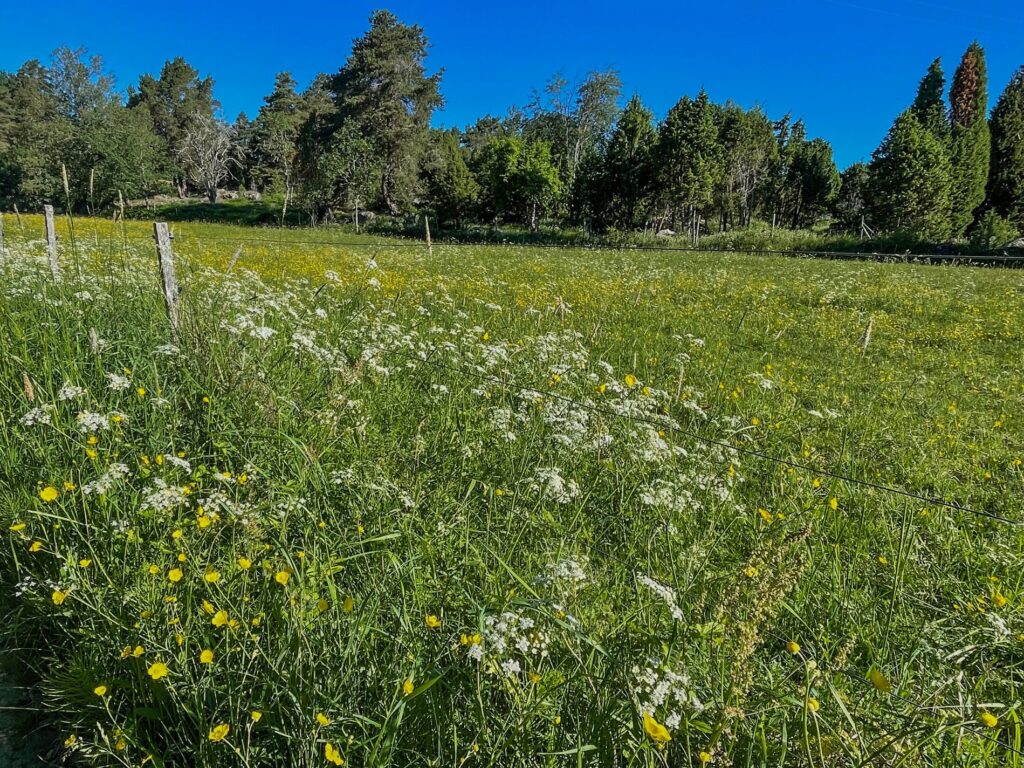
[[807, 697, 820, 713], [425, 614, 442, 628], [237, 557, 252, 570], [625, 374, 638, 388], [642, 711, 671, 744], [29, 541, 43, 552], [274, 570, 290, 586], [52, 590, 68, 605], [168, 568, 183, 583], [744, 565, 759, 579], [171, 529, 183, 540], [39, 486, 59, 503], [869, 668, 891, 692], [316, 712, 331, 726], [147, 662, 169, 681], [251, 711, 263, 722], [204, 570, 221, 584], [758, 508, 773, 524], [342, 595, 354, 612], [828, 498, 838, 511], [9, 522, 26, 532], [699, 752, 713, 764], [325, 741, 345, 765], [786, 640, 801, 655], [994, 593, 1008, 608], [79, 559, 92, 568], [212, 610, 229, 627], [136, 387, 146, 397], [64, 734, 77, 748], [208, 723, 230, 742], [979, 711, 999, 728], [200, 649, 214, 664], [93, 685, 108, 697], [403, 678, 414, 695]]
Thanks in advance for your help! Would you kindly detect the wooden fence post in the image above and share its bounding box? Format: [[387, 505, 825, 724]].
[[44, 204, 59, 279], [153, 222, 180, 334], [424, 214, 433, 257], [0, 211, 4, 257]]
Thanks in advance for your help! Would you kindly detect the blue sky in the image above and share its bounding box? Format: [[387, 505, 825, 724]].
[[2, 0, 1022, 168]]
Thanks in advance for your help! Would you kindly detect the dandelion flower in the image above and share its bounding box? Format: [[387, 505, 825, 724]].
[[642, 711, 671, 744], [342, 595, 354, 612], [699, 752, 713, 764], [63, 734, 77, 748], [29, 541, 43, 553], [168, 568, 183, 583], [786, 640, 801, 655], [147, 662, 169, 681], [237, 556, 252, 570], [274, 570, 290, 586], [204, 570, 221, 584], [39, 486, 59, 503], [79, 559, 92, 568], [208, 723, 230, 742], [807, 697, 820, 713], [828, 498, 838, 511], [10, 522, 26, 532]]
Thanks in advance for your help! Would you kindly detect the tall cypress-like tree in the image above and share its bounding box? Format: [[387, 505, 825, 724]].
[[987, 66, 1024, 231], [601, 94, 656, 229], [911, 58, 948, 143], [868, 110, 952, 241], [948, 42, 990, 237]]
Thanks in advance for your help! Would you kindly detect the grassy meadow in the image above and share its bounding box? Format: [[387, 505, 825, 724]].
[[1, 215, 1022, 767]]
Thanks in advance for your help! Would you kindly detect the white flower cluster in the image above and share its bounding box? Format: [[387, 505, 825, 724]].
[[636, 573, 685, 621], [633, 659, 704, 730], [528, 466, 580, 504], [76, 411, 126, 433], [20, 405, 54, 426], [536, 557, 588, 591], [57, 382, 87, 400], [480, 611, 550, 675], [106, 372, 131, 390], [141, 479, 188, 511], [81, 463, 130, 496]]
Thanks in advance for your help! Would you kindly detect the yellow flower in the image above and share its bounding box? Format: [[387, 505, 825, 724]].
[[200, 649, 214, 664], [758, 508, 773, 524], [204, 569, 221, 584], [979, 711, 999, 728], [168, 568, 183, 583], [274, 570, 290, 586], [325, 741, 345, 765], [29, 540, 43, 552], [212, 610, 229, 627], [39, 486, 59, 503], [251, 710, 263, 722], [316, 712, 331, 726], [402, 678, 414, 695], [131, 645, 144, 657], [342, 595, 354, 612], [786, 640, 801, 655], [147, 564, 160, 575], [624, 374, 638, 388], [9, 522, 26, 532], [425, 614, 442, 629], [744, 565, 759, 579], [52, 590, 68, 605], [79, 558, 92, 568], [828, 497, 838, 511], [147, 662, 169, 681], [237, 556, 252, 570], [642, 711, 671, 744], [93, 684, 108, 697], [208, 723, 230, 742], [698, 752, 713, 764], [460, 632, 482, 646], [807, 697, 820, 713], [994, 593, 1008, 608], [869, 668, 891, 692], [63, 481, 76, 491], [136, 387, 146, 397], [63, 734, 77, 748], [171, 529, 183, 540], [317, 598, 330, 613]]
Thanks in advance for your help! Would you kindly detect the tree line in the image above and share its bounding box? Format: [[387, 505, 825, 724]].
[[1, 11, 1023, 244]]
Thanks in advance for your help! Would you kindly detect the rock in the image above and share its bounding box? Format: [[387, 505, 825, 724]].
[[656, 229, 676, 238]]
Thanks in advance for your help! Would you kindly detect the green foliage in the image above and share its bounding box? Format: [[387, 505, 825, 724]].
[[331, 10, 442, 215], [987, 66, 1024, 230], [590, 95, 656, 230], [911, 57, 949, 143], [948, 42, 991, 237], [476, 136, 562, 230], [422, 130, 478, 227], [833, 161, 870, 232], [868, 110, 953, 241], [968, 208, 1019, 249]]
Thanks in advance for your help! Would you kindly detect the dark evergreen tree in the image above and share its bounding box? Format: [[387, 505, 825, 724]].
[[833, 162, 870, 233], [910, 58, 948, 143], [422, 130, 479, 227], [600, 94, 656, 229], [331, 10, 442, 214], [948, 42, 990, 237], [868, 110, 952, 240], [987, 66, 1024, 231]]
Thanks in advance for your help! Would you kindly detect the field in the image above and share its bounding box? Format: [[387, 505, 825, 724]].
[[1, 215, 1022, 767]]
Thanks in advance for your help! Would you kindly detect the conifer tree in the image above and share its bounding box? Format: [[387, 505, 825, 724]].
[[987, 66, 1024, 231], [868, 110, 952, 241], [602, 95, 656, 229], [911, 58, 948, 143], [948, 42, 990, 237]]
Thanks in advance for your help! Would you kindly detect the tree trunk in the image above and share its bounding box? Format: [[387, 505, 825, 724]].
[[207, 186, 218, 204]]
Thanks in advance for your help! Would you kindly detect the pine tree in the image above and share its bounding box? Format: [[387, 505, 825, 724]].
[[423, 130, 478, 228], [868, 110, 952, 241], [948, 42, 990, 237], [910, 58, 948, 143], [987, 66, 1024, 231], [602, 94, 656, 229]]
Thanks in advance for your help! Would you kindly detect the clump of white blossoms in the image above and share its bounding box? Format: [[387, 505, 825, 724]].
[[535, 557, 588, 593], [141, 479, 188, 511], [633, 659, 704, 730], [76, 411, 126, 433], [106, 372, 131, 391], [637, 573, 685, 621], [479, 611, 550, 677], [528, 467, 580, 504], [20, 405, 54, 427], [81, 463, 130, 496], [57, 382, 87, 401]]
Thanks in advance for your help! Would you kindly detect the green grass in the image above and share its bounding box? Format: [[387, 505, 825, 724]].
[[1, 216, 1022, 767]]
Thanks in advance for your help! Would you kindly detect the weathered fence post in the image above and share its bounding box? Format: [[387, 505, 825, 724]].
[[0, 211, 5, 257], [424, 214, 433, 257], [44, 204, 60, 279], [153, 222, 180, 334]]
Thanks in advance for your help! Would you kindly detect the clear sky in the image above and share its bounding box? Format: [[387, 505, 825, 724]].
[[2, 0, 1022, 168]]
